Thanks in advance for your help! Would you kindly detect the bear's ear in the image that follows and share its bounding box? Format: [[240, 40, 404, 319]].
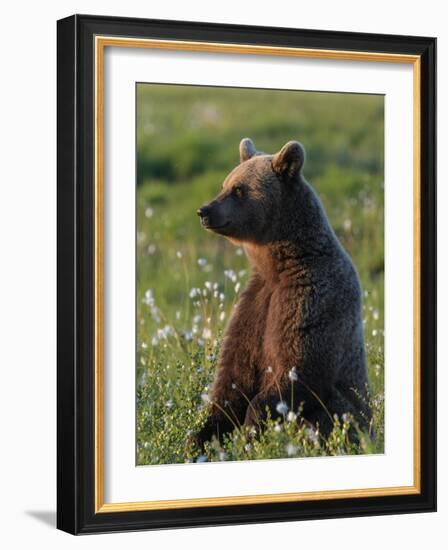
[[239, 137, 257, 163], [272, 141, 305, 180]]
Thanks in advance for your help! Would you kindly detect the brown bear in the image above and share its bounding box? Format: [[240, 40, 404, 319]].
[[194, 138, 370, 448]]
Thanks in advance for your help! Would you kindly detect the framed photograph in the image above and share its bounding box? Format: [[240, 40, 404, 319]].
[[57, 14, 436, 534]]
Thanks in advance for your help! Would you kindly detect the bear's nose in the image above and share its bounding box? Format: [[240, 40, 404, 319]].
[[197, 206, 209, 218]]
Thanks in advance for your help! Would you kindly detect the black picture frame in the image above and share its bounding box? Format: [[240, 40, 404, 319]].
[[57, 14, 436, 535]]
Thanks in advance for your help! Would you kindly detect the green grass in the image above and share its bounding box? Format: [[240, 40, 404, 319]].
[[136, 84, 384, 465]]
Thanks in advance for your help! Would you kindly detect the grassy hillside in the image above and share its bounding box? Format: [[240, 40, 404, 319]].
[[136, 84, 384, 465]]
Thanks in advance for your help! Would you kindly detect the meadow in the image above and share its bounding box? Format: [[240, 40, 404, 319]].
[[136, 84, 384, 465]]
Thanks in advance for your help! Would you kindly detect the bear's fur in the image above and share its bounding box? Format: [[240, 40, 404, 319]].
[[194, 138, 370, 448]]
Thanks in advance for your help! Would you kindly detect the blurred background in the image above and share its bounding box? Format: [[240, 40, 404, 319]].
[[136, 84, 384, 465]]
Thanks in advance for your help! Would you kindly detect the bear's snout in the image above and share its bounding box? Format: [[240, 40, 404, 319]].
[[197, 205, 211, 227], [197, 200, 231, 233]]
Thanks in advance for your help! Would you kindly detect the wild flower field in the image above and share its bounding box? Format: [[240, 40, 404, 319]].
[[136, 84, 385, 465]]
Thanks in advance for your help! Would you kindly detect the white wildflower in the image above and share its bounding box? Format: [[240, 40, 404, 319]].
[[286, 443, 298, 456], [219, 311, 226, 322], [189, 287, 200, 299], [306, 427, 318, 443], [201, 393, 211, 404], [288, 367, 298, 382], [157, 325, 173, 339], [145, 207, 154, 218], [287, 411, 297, 422], [276, 401, 288, 415], [224, 269, 237, 283], [142, 289, 155, 307], [197, 258, 207, 267], [202, 328, 212, 340]]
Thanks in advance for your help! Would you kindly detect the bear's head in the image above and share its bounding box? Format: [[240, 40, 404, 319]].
[[197, 138, 305, 244]]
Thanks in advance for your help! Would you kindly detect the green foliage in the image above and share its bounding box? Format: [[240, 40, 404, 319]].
[[136, 84, 384, 465], [137, 85, 384, 185]]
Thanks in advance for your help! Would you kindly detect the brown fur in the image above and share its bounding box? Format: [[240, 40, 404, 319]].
[[193, 138, 370, 448]]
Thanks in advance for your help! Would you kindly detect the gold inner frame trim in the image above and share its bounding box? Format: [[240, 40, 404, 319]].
[[94, 35, 421, 513]]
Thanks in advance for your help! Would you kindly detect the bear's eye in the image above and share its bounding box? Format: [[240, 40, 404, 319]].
[[233, 186, 245, 199]]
